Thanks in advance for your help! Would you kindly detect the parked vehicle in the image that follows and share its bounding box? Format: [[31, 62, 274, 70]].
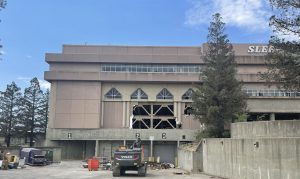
[[20, 148, 47, 166]]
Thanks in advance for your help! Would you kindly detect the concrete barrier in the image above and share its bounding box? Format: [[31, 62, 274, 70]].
[[231, 120, 300, 138], [178, 121, 300, 179]]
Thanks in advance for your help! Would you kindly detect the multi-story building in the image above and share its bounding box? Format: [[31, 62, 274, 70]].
[[44, 44, 300, 162]]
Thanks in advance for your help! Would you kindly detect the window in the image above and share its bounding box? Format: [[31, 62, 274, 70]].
[[157, 88, 173, 100], [131, 88, 148, 100], [182, 88, 194, 100], [105, 88, 122, 99], [100, 64, 201, 73]]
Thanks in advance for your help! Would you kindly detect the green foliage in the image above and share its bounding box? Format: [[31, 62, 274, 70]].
[[261, 1, 300, 91], [261, 37, 300, 91], [0, 78, 49, 147], [192, 13, 247, 138], [234, 113, 248, 123], [0, 82, 23, 147], [23, 77, 46, 147], [269, 0, 300, 36]]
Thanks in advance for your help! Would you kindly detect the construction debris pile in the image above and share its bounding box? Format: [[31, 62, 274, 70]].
[[148, 162, 175, 170]]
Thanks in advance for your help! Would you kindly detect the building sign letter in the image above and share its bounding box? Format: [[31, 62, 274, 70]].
[[248, 45, 274, 53]]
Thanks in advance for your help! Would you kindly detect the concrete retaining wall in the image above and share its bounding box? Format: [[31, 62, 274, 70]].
[[202, 138, 300, 179], [231, 120, 300, 138], [178, 143, 202, 173]]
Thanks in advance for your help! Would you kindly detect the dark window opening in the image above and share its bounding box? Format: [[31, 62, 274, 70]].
[[155, 106, 173, 116], [275, 113, 300, 120], [133, 106, 148, 116]]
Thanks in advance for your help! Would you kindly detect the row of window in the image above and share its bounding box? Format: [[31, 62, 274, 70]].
[[243, 89, 300, 97], [105, 88, 194, 100], [105, 88, 300, 100], [101, 64, 201, 73]]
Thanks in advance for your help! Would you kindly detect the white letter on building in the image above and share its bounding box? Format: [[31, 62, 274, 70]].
[[248, 46, 255, 53]]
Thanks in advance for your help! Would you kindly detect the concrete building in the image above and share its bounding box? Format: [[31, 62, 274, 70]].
[[44, 44, 300, 161]]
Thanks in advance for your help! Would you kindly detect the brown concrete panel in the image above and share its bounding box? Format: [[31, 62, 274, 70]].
[[70, 113, 84, 128], [84, 100, 99, 114], [85, 85, 101, 100], [50, 63, 100, 72], [71, 85, 85, 99], [178, 47, 201, 55], [152, 47, 178, 54], [71, 100, 85, 113], [56, 100, 71, 114], [247, 98, 300, 113], [54, 113, 70, 128], [56, 82, 73, 100], [103, 102, 123, 128], [84, 114, 100, 128], [127, 47, 153, 54]]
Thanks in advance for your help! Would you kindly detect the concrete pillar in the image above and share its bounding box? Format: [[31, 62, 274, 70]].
[[123, 140, 126, 146], [270, 113, 275, 121], [122, 102, 126, 127], [101, 101, 104, 127], [150, 140, 153, 157], [95, 140, 99, 157]]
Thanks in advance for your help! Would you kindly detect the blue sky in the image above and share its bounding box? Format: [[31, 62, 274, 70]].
[[0, 0, 274, 91]]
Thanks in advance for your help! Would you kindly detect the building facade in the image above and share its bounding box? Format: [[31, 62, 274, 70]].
[[44, 44, 300, 161]]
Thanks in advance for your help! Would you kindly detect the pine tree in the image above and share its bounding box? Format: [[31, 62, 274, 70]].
[[0, 82, 23, 147], [23, 78, 44, 147], [261, 0, 300, 91], [192, 13, 247, 138], [39, 89, 49, 134]]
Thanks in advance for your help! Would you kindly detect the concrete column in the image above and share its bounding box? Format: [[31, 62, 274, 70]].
[[177, 140, 180, 147], [150, 140, 153, 157], [178, 102, 181, 123], [270, 113, 275, 121], [123, 140, 126, 146], [101, 101, 104, 127], [122, 102, 126, 127], [95, 140, 99, 157]]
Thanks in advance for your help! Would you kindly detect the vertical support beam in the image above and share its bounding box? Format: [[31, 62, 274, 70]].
[[123, 140, 126, 146], [150, 104, 153, 128], [125, 102, 129, 127], [95, 140, 99, 157], [150, 140, 153, 157], [122, 102, 126, 127], [270, 113, 275, 121], [101, 101, 104, 127], [178, 102, 181, 123], [174, 101, 177, 119]]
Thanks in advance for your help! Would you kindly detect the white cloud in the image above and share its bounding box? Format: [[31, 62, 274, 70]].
[[38, 79, 50, 90], [185, 0, 271, 31]]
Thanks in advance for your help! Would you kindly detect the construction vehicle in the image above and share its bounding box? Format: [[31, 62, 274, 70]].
[[112, 138, 147, 177]]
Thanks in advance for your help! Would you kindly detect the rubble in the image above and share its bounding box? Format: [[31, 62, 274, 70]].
[[148, 162, 175, 170]]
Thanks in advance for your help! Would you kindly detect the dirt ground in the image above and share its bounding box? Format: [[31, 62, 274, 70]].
[[0, 161, 222, 179]]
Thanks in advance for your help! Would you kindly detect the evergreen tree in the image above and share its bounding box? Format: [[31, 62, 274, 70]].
[[23, 78, 44, 147], [192, 13, 247, 138], [261, 0, 300, 91], [39, 89, 49, 134], [0, 82, 23, 147]]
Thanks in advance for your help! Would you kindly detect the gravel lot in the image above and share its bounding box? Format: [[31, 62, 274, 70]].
[[0, 161, 222, 179]]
